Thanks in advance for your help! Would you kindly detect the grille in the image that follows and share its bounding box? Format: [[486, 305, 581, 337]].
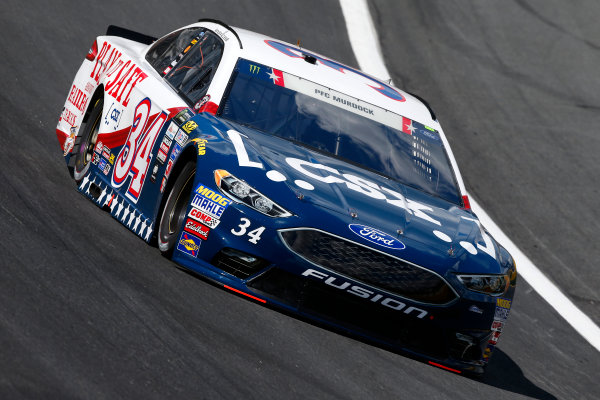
[[279, 229, 457, 304]]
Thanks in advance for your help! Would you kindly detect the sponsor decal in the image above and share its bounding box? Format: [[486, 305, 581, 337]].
[[164, 159, 174, 179], [166, 122, 178, 140], [150, 161, 159, 183], [493, 297, 511, 321], [301, 269, 428, 319], [103, 162, 111, 176], [89, 41, 148, 106], [104, 102, 123, 130], [194, 94, 211, 111], [484, 297, 512, 359], [98, 158, 107, 171], [488, 330, 502, 346], [184, 218, 210, 240], [160, 176, 167, 193], [94, 140, 103, 154], [194, 183, 232, 207], [174, 130, 188, 146], [494, 307, 510, 321], [108, 154, 115, 165], [181, 120, 197, 134], [491, 320, 504, 332], [170, 143, 182, 160], [187, 207, 220, 229], [496, 298, 511, 309], [63, 126, 77, 156], [102, 145, 111, 159], [84, 82, 95, 94], [92, 153, 100, 165], [192, 138, 207, 155], [348, 224, 405, 250], [249, 64, 261, 74], [191, 194, 227, 219], [482, 344, 494, 361], [177, 232, 201, 257], [157, 149, 168, 164], [60, 107, 77, 126], [159, 141, 170, 155], [173, 109, 193, 125], [67, 84, 88, 113]]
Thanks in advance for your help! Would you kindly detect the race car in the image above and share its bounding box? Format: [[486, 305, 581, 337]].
[[55, 19, 516, 376]]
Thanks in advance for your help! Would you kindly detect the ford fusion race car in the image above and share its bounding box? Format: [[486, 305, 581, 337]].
[[56, 20, 516, 375]]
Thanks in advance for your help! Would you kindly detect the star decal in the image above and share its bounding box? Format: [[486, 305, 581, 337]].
[[139, 219, 148, 238], [133, 214, 142, 232], [121, 206, 130, 223], [144, 224, 153, 241], [79, 175, 90, 191], [97, 186, 107, 205], [267, 68, 280, 84], [115, 200, 124, 218], [405, 120, 416, 134], [127, 211, 136, 227]]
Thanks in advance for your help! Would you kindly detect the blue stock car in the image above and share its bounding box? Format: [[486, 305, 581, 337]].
[[56, 20, 516, 376]]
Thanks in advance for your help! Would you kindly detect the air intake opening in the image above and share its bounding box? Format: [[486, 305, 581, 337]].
[[211, 248, 270, 279]]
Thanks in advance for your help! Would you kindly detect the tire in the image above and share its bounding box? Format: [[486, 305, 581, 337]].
[[157, 162, 196, 257], [73, 98, 103, 183]]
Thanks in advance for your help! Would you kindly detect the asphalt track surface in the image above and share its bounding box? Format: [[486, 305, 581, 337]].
[[0, 0, 598, 398]]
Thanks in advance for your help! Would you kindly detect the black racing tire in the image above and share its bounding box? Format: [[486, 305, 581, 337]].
[[157, 162, 196, 257], [73, 98, 103, 183]]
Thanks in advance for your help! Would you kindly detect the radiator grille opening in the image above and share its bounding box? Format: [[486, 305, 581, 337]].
[[279, 229, 457, 305]]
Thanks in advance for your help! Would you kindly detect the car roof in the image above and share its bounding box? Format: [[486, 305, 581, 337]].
[[178, 21, 435, 127], [232, 27, 435, 126]]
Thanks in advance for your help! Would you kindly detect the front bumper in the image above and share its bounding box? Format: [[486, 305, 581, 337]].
[[171, 196, 514, 376]]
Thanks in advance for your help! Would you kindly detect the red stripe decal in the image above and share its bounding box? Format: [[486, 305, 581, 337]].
[[428, 361, 462, 374], [224, 285, 267, 303]]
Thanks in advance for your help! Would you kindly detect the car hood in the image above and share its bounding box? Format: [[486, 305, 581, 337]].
[[201, 117, 503, 275]]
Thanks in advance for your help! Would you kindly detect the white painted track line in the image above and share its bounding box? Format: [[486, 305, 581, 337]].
[[339, 0, 600, 352]]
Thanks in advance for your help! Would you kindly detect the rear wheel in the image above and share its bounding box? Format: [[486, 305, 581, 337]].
[[73, 98, 103, 183], [157, 162, 196, 257]]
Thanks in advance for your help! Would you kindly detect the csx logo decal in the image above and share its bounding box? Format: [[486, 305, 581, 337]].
[[182, 121, 198, 133], [110, 108, 120, 122]]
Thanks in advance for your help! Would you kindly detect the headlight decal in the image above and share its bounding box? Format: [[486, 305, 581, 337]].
[[456, 274, 509, 296], [214, 170, 292, 218]]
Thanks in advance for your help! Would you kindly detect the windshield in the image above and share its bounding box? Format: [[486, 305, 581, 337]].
[[219, 58, 461, 204]]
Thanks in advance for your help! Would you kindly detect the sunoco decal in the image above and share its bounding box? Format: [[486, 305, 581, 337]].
[[348, 224, 405, 250]]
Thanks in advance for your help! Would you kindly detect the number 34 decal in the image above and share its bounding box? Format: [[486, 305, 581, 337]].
[[231, 217, 265, 244]]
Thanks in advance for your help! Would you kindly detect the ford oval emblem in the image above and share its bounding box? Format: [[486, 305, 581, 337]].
[[348, 224, 405, 250]]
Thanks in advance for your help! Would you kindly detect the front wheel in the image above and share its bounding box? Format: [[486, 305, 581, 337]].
[[157, 162, 196, 257], [73, 98, 103, 183]]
